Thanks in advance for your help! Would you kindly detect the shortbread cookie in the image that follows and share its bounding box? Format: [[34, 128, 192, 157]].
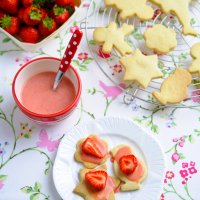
[[110, 145, 147, 191], [93, 22, 134, 56], [153, 68, 192, 105], [188, 43, 200, 76], [120, 49, 163, 88], [74, 165, 120, 200], [74, 135, 109, 169], [144, 24, 177, 54], [105, 0, 154, 21], [149, 0, 197, 36]]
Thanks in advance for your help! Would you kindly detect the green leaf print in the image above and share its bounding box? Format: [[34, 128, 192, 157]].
[[0, 175, 7, 181], [82, 58, 93, 64], [30, 193, 40, 200], [2, 38, 11, 43], [0, 96, 3, 103], [34, 182, 41, 192], [21, 186, 33, 194]]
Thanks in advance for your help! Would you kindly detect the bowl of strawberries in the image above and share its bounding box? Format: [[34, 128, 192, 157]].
[[0, 0, 82, 52]]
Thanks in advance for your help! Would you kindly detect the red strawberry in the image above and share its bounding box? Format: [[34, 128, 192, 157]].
[[55, 0, 73, 7], [85, 171, 107, 190], [0, 10, 5, 19], [19, 26, 40, 43], [0, 16, 19, 35], [119, 155, 138, 175], [39, 17, 57, 36], [23, 6, 43, 26], [17, 9, 25, 21], [81, 137, 104, 159], [22, 0, 33, 7], [0, 0, 19, 15], [51, 5, 69, 25]]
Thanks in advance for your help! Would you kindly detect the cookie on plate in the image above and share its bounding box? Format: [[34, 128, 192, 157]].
[[74, 135, 109, 169], [120, 49, 163, 88], [144, 24, 177, 54], [153, 68, 192, 105], [149, 0, 197, 36], [73, 165, 120, 200], [93, 22, 134, 56], [188, 43, 200, 76], [110, 145, 147, 191], [105, 0, 154, 21]]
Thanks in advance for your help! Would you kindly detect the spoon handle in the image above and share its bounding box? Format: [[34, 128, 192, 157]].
[[59, 29, 83, 72]]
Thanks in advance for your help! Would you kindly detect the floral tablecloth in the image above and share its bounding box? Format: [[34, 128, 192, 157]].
[[0, 1, 200, 200]]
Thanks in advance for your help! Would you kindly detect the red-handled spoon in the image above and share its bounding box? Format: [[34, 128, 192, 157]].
[[53, 29, 83, 91]]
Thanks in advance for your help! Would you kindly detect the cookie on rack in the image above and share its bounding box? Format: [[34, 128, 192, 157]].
[[119, 49, 163, 88], [144, 24, 177, 54], [153, 68, 192, 105], [110, 144, 148, 191], [105, 0, 154, 21], [74, 135, 109, 169], [93, 22, 134, 56], [73, 165, 120, 200], [149, 0, 197, 36], [188, 43, 200, 76]]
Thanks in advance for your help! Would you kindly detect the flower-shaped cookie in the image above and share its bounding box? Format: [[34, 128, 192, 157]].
[[144, 24, 177, 54], [74, 135, 109, 169], [73, 165, 120, 200], [110, 145, 148, 191]]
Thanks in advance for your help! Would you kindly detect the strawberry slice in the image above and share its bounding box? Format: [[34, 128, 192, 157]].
[[119, 155, 138, 175], [85, 170, 107, 190], [81, 137, 104, 159]]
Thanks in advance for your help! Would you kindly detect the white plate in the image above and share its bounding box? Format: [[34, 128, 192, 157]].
[[53, 117, 165, 200]]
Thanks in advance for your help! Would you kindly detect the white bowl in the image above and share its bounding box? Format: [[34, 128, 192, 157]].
[[0, 1, 83, 52]]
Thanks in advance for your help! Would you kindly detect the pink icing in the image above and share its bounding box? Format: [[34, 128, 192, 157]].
[[81, 136, 108, 164], [113, 146, 144, 182], [21, 71, 76, 115]]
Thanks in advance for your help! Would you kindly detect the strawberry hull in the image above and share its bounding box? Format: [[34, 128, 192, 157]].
[[0, 0, 83, 52]]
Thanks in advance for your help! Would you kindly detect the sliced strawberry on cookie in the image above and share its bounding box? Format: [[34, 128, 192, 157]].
[[0, 15, 20, 35], [85, 170, 107, 190], [75, 135, 108, 169], [82, 137, 104, 159], [119, 155, 138, 175]]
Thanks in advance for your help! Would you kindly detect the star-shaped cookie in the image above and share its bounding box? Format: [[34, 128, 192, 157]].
[[120, 49, 163, 88], [149, 0, 197, 36], [93, 22, 134, 56], [144, 24, 177, 54], [105, 0, 154, 21], [73, 165, 120, 200], [188, 43, 200, 76]]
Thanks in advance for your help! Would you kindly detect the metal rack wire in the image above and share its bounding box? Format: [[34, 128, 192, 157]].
[[83, 0, 200, 109]]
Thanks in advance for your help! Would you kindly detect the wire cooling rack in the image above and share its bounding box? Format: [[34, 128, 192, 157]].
[[82, 0, 200, 109]]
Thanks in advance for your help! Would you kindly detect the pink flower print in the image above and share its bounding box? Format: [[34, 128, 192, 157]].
[[164, 179, 167, 184], [190, 161, 196, 166], [97, 46, 111, 59], [113, 64, 123, 73], [160, 193, 165, 200], [172, 138, 179, 142], [83, 2, 90, 8], [78, 52, 88, 61], [23, 56, 31, 63], [165, 171, 175, 179], [15, 58, 19, 62], [171, 153, 180, 163], [0, 181, 4, 190], [182, 162, 188, 168], [188, 167, 197, 175], [99, 81, 126, 98], [182, 180, 186, 185], [192, 91, 200, 103], [70, 25, 79, 33], [178, 142, 184, 147], [180, 170, 189, 178], [36, 129, 60, 152], [180, 137, 185, 142]]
